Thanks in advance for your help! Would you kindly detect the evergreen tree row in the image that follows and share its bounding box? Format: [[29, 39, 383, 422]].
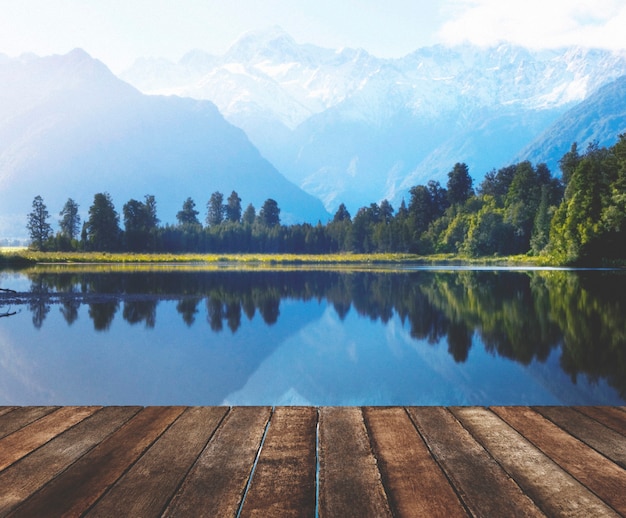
[[26, 136, 626, 264]]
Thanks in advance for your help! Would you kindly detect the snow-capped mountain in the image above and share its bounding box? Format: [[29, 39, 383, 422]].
[[121, 27, 626, 213], [517, 74, 626, 170], [0, 49, 329, 239]]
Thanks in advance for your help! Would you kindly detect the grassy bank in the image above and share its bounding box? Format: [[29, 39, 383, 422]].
[[1, 250, 555, 267]]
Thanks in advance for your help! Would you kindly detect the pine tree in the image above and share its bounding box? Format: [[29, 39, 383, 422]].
[[26, 195, 52, 250]]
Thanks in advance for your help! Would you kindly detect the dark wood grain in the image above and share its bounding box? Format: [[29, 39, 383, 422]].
[[318, 407, 392, 518], [535, 406, 626, 469], [162, 406, 271, 518], [8, 406, 185, 517], [0, 407, 16, 418], [87, 406, 228, 517], [452, 407, 619, 517], [0, 406, 623, 517], [493, 406, 626, 515], [0, 407, 58, 440], [239, 406, 317, 517], [363, 407, 468, 518], [407, 406, 544, 517], [574, 406, 626, 437], [0, 406, 141, 516], [0, 406, 100, 471]]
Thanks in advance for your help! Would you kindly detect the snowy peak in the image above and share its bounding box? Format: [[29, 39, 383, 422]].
[[225, 25, 304, 64], [118, 29, 626, 214]]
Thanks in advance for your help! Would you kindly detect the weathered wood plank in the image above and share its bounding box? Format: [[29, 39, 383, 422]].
[[0, 407, 16, 418], [534, 406, 626, 469], [318, 407, 392, 518], [9, 406, 185, 517], [0, 406, 141, 516], [0, 407, 58, 440], [239, 406, 317, 518], [363, 407, 467, 518], [452, 407, 619, 517], [86, 406, 228, 517], [493, 406, 626, 516], [407, 407, 544, 518], [574, 406, 626, 437], [162, 406, 271, 518], [0, 406, 100, 472]]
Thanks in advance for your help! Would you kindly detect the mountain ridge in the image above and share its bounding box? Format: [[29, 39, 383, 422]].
[[0, 49, 330, 239], [121, 27, 626, 212]]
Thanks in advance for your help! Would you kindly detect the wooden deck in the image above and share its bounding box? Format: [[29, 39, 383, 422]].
[[0, 407, 625, 517]]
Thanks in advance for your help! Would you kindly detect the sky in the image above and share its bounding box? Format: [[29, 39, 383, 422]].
[[1, 0, 625, 73]]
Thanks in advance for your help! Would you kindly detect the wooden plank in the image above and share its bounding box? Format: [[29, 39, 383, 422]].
[[575, 406, 626, 437], [535, 406, 626, 469], [0, 407, 58, 439], [86, 406, 228, 517], [0, 406, 100, 471], [493, 406, 626, 516], [0, 407, 17, 418], [0, 406, 141, 516], [162, 406, 271, 518], [407, 407, 544, 518], [318, 407, 392, 518], [363, 407, 467, 518], [452, 407, 619, 517], [9, 406, 185, 517], [239, 406, 317, 518]]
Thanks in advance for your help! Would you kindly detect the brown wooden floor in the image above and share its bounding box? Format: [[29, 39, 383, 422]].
[[0, 406, 625, 517]]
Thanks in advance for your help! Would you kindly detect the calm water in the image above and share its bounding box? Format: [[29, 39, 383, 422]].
[[1, 265, 625, 406]]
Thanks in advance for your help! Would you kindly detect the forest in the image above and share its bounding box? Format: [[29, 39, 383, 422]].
[[24, 135, 626, 265]]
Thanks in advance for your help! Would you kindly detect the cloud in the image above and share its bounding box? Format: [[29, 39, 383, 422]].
[[438, 0, 626, 50]]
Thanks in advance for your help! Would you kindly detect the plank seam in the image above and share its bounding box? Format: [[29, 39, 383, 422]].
[[158, 406, 231, 517], [7, 406, 143, 517], [572, 406, 626, 438], [235, 406, 273, 518], [76, 406, 186, 516], [10, 406, 103, 475], [450, 406, 557, 517], [0, 407, 59, 441], [315, 407, 320, 518], [492, 406, 624, 516], [359, 407, 401, 518], [404, 407, 473, 518], [532, 406, 625, 467]]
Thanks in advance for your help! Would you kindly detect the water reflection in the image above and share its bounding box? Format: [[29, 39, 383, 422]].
[[1, 267, 625, 404]]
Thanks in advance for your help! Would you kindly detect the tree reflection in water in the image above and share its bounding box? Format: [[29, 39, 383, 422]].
[[10, 267, 626, 398]]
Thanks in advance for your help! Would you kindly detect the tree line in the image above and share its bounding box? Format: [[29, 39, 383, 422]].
[[26, 135, 626, 264]]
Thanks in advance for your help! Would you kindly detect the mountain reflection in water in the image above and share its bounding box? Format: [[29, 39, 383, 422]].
[[0, 267, 625, 405]]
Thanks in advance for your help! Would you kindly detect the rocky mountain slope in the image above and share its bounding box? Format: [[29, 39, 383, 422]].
[[516, 74, 626, 171]]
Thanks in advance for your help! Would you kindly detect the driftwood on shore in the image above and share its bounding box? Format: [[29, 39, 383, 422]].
[[0, 288, 17, 317]]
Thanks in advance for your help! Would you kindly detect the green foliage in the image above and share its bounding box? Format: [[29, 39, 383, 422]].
[[85, 192, 120, 251], [176, 197, 200, 227], [26, 195, 53, 250], [225, 191, 242, 223], [59, 198, 81, 241], [20, 134, 626, 264], [258, 198, 280, 227], [206, 191, 225, 227]]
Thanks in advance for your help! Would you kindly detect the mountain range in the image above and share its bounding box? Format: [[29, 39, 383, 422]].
[[2, 28, 626, 241], [121, 27, 626, 213], [0, 48, 329, 239]]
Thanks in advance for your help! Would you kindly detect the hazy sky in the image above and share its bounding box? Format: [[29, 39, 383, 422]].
[[1, 0, 625, 72]]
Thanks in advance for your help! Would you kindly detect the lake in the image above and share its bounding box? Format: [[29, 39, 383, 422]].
[[1, 265, 624, 406]]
